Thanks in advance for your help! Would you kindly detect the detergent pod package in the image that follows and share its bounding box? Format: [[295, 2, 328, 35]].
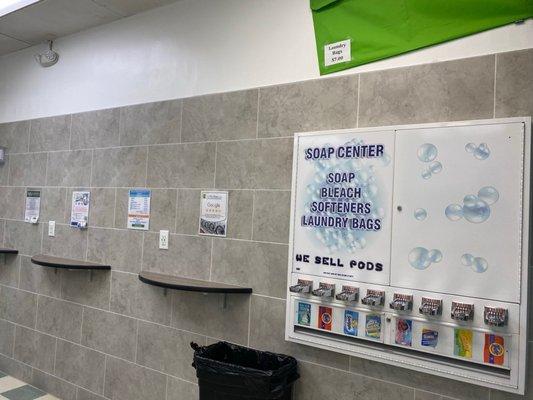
[[343, 310, 359, 336], [454, 329, 473, 359], [421, 328, 439, 348], [297, 302, 311, 326], [318, 306, 333, 331], [395, 318, 412, 346], [365, 314, 382, 340], [484, 334, 505, 366]]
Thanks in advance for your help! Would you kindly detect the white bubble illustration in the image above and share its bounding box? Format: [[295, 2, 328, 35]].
[[465, 142, 490, 160], [446, 187, 498, 223], [445, 204, 463, 221], [421, 169, 432, 179], [417, 143, 438, 162], [478, 186, 499, 205], [461, 253, 488, 273], [409, 247, 442, 270], [414, 208, 427, 221], [429, 161, 442, 174]]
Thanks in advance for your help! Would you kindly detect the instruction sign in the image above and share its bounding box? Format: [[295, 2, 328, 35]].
[[290, 130, 395, 285], [24, 189, 41, 223], [127, 189, 151, 230], [199, 191, 228, 237], [70, 191, 90, 228]]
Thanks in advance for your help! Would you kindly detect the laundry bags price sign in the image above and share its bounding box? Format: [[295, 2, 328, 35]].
[[290, 130, 395, 285]]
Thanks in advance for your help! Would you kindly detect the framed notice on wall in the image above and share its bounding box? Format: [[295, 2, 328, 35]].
[[199, 191, 228, 237]]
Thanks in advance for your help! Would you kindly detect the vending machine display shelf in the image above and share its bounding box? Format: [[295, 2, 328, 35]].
[[138, 271, 253, 294], [0, 248, 18, 255], [31, 254, 111, 270]]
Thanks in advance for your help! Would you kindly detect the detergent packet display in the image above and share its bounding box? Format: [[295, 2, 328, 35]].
[[343, 310, 359, 336], [454, 329, 473, 359], [365, 314, 382, 340], [297, 302, 311, 326], [395, 318, 412, 346], [318, 306, 333, 331], [484, 334, 505, 366], [421, 329, 439, 348]]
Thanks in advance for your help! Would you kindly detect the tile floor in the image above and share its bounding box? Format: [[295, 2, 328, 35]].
[[0, 371, 58, 400]]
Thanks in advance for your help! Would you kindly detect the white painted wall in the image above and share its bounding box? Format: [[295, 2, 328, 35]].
[[0, 0, 531, 123]]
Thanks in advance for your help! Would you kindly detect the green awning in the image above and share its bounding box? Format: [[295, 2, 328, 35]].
[[311, 0, 533, 75]]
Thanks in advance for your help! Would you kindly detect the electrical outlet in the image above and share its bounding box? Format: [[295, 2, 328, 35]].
[[48, 221, 55, 237], [159, 230, 169, 250]]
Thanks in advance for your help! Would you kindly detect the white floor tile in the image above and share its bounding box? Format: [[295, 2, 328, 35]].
[[0, 376, 25, 392], [36, 395, 61, 400]]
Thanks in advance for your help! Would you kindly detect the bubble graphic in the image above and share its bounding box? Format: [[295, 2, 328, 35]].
[[417, 144, 438, 162], [446, 187, 498, 223], [414, 208, 427, 221], [445, 204, 463, 221], [461, 253, 474, 266], [463, 196, 490, 223], [474, 143, 490, 160], [408, 247, 442, 270], [465, 143, 477, 153], [465, 142, 490, 160], [429, 161, 442, 174], [460, 253, 488, 273], [472, 257, 488, 273], [428, 249, 442, 263], [421, 169, 432, 180], [477, 186, 499, 205], [408, 247, 432, 270]]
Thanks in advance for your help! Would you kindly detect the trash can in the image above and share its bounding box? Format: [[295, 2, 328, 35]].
[[191, 341, 299, 400]]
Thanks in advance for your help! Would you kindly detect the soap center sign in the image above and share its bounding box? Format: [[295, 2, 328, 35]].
[[290, 130, 395, 285]]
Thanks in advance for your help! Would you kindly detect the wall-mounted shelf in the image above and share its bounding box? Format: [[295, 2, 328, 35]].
[[0, 248, 18, 255], [31, 254, 111, 270], [138, 272, 252, 294]]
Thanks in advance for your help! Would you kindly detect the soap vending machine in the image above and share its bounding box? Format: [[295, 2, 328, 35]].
[[285, 118, 530, 394]]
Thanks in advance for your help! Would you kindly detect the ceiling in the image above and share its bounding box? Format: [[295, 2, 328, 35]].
[[0, 0, 181, 56]]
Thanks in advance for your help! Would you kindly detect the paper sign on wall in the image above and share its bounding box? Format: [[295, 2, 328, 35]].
[[70, 191, 90, 228], [24, 189, 41, 223], [199, 191, 228, 237], [127, 189, 151, 230]]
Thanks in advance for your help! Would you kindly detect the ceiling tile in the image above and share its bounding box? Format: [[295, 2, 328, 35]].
[[91, 0, 179, 17], [0, 0, 123, 44], [0, 33, 30, 55]]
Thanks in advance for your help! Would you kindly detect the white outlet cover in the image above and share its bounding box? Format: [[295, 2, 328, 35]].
[[159, 230, 169, 250], [48, 221, 55, 237]]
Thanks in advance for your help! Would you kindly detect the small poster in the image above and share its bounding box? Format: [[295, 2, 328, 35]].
[[70, 191, 90, 228], [395, 318, 412, 346], [297, 302, 311, 326], [421, 329, 439, 348], [318, 306, 332, 331], [199, 191, 228, 237], [344, 310, 358, 336], [365, 314, 382, 340], [24, 189, 41, 223], [454, 329, 473, 359], [484, 334, 505, 365], [127, 189, 151, 230]]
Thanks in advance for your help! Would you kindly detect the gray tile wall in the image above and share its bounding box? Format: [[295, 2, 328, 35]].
[[0, 49, 531, 400]]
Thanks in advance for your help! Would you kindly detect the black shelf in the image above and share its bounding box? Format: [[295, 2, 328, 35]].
[[31, 254, 111, 270], [138, 272, 252, 294], [0, 248, 18, 255]]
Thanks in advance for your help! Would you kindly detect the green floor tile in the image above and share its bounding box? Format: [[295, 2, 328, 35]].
[[2, 385, 46, 400]]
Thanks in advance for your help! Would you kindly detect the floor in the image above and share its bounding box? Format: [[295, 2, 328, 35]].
[[0, 372, 58, 400]]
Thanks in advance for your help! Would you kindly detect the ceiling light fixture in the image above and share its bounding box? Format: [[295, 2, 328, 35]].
[[0, 0, 41, 18]]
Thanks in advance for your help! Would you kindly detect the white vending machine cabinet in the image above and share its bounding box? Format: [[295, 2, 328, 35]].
[[285, 118, 530, 394]]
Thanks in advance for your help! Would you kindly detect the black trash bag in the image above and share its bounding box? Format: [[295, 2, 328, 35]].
[[191, 341, 299, 400]]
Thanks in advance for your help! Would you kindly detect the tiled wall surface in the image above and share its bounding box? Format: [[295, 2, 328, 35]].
[[0, 49, 531, 400]]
